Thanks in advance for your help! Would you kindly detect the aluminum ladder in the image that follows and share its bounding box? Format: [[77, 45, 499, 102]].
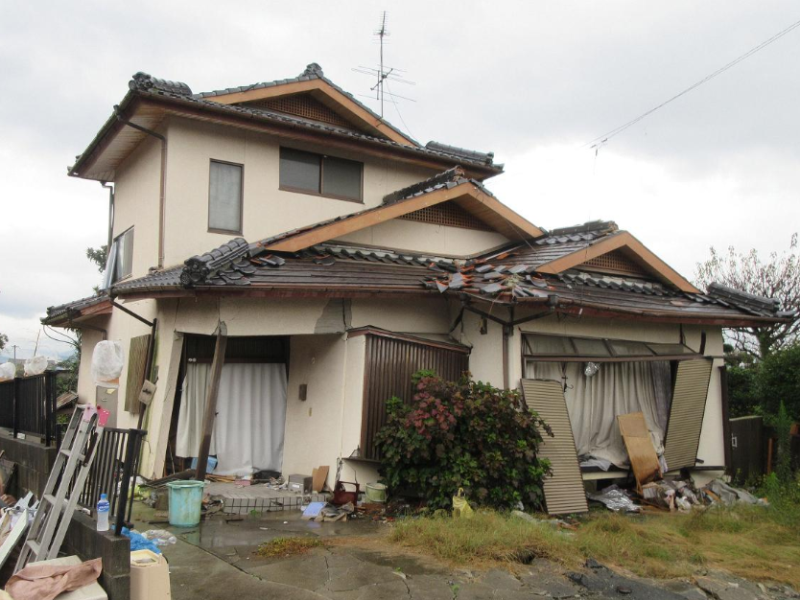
[[15, 404, 108, 572]]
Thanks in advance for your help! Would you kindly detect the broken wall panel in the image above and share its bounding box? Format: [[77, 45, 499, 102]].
[[124, 334, 151, 414], [521, 379, 588, 515], [662, 359, 713, 471]]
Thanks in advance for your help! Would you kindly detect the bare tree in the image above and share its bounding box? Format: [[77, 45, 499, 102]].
[[695, 234, 799, 360]]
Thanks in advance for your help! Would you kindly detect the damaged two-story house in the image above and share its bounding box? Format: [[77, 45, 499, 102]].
[[44, 64, 793, 514]]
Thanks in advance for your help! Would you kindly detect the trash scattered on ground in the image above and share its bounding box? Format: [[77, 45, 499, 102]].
[[121, 527, 162, 554], [453, 488, 474, 518], [587, 485, 641, 513], [142, 529, 177, 546]]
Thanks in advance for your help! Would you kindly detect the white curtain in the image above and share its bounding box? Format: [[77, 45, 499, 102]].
[[176, 363, 288, 476], [526, 360, 671, 467]]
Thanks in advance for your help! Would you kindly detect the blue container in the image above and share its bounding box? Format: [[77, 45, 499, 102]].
[[167, 480, 205, 527]]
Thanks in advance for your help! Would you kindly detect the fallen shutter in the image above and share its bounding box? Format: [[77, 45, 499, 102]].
[[617, 412, 661, 491], [521, 379, 588, 515], [662, 359, 713, 471], [125, 335, 151, 414]]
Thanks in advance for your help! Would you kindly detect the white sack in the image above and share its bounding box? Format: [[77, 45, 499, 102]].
[[24, 356, 48, 376], [0, 362, 15, 381], [92, 341, 124, 388]]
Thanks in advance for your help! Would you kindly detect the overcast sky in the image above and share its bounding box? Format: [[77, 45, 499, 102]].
[[1, 1, 798, 360]]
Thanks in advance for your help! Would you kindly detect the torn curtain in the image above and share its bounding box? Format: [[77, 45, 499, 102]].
[[525, 360, 672, 467], [176, 362, 288, 475]]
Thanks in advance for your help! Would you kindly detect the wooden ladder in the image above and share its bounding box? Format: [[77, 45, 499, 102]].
[[14, 404, 109, 572]]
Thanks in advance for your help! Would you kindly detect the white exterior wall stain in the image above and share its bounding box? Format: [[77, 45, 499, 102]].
[[162, 118, 440, 267], [349, 297, 452, 333]]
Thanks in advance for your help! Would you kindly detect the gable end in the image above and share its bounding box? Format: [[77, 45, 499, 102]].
[[243, 94, 358, 131], [400, 202, 496, 232], [579, 248, 650, 278]]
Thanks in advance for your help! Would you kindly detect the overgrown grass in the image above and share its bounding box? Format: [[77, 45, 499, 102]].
[[389, 480, 800, 587], [255, 536, 323, 558]]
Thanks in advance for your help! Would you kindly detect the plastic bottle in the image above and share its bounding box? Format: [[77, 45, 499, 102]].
[[97, 493, 110, 532]]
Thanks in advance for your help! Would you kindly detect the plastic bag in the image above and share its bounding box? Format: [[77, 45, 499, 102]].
[[452, 488, 473, 519], [91, 341, 124, 388], [0, 363, 15, 381], [142, 529, 177, 546], [23, 356, 48, 377], [121, 527, 161, 554]]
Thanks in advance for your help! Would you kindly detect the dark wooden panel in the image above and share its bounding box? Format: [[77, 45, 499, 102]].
[[730, 416, 765, 484], [361, 335, 469, 461], [125, 335, 151, 414]]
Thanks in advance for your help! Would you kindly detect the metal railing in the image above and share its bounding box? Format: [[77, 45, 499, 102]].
[[0, 371, 61, 446], [71, 425, 147, 535]]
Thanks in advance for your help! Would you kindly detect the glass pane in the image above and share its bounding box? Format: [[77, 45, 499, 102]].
[[608, 340, 653, 357], [572, 337, 611, 357], [649, 343, 694, 355], [524, 335, 575, 355], [322, 156, 362, 200], [280, 148, 320, 193], [209, 161, 243, 232], [121, 228, 134, 277]]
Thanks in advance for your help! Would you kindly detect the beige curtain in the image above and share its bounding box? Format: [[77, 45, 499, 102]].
[[526, 360, 671, 467]]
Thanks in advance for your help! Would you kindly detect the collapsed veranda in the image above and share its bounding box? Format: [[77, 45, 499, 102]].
[[44, 64, 793, 513]]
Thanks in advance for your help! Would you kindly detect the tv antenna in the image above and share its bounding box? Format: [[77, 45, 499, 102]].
[[352, 11, 415, 118]]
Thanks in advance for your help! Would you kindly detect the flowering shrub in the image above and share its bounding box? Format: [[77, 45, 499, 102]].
[[375, 372, 551, 511]]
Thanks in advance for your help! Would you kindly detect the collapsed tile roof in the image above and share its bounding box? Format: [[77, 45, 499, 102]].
[[99, 222, 793, 325], [45, 293, 110, 322]]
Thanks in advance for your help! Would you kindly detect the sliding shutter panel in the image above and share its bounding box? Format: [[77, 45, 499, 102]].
[[125, 335, 151, 414], [521, 379, 588, 515], [662, 359, 713, 471]]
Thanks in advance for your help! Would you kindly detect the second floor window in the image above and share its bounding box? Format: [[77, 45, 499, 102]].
[[279, 147, 363, 202], [208, 160, 243, 233], [103, 226, 134, 288]]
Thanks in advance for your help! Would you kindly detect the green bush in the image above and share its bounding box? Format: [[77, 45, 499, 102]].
[[375, 373, 551, 511]]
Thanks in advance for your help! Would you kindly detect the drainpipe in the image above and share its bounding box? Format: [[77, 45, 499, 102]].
[[113, 106, 168, 269], [101, 182, 114, 260]]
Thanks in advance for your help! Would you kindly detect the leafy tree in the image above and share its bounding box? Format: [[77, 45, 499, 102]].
[[756, 343, 800, 422], [0, 333, 7, 352], [86, 245, 108, 273], [695, 234, 799, 360], [375, 372, 551, 511]]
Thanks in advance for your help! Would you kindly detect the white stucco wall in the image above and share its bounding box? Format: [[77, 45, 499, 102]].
[[337, 220, 509, 257], [161, 118, 441, 268], [112, 135, 162, 279]]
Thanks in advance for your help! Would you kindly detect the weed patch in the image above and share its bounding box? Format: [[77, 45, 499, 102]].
[[255, 536, 323, 558], [389, 504, 800, 587]]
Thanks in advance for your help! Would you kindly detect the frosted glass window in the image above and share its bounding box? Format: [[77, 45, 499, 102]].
[[209, 161, 243, 233]]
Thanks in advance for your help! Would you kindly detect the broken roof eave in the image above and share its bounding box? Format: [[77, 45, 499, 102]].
[[44, 298, 113, 327], [69, 92, 503, 183]]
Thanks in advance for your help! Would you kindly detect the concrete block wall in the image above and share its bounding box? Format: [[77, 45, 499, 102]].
[[0, 433, 57, 497]]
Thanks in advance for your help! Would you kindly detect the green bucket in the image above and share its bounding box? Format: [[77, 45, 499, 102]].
[[365, 482, 387, 503], [167, 480, 205, 527]]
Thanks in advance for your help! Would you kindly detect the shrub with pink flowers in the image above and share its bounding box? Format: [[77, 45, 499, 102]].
[[375, 372, 551, 511]]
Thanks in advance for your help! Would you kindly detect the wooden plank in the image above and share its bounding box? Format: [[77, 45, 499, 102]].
[[521, 379, 588, 515], [662, 359, 713, 471], [125, 335, 151, 414], [312, 466, 329, 493], [195, 322, 228, 482], [617, 412, 661, 490]]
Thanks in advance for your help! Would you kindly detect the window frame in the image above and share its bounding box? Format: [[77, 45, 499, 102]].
[[113, 226, 134, 283], [207, 159, 244, 235], [279, 147, 364, 204]]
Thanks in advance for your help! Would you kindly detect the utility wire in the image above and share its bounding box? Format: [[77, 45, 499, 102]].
[[586, 17, 800, 147]]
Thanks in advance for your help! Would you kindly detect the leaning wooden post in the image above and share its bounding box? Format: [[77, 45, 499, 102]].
[[195, 322, 227, 482]]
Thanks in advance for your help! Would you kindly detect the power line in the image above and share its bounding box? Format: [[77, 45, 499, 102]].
[[586, 17, 800, 147]]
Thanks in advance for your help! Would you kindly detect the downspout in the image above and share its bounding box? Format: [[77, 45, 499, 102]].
[[113, 106, 168, 269], [101, 182, 114, 259]]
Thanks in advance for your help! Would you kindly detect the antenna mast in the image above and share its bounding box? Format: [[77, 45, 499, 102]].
[[376, 11, 389, 117]]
